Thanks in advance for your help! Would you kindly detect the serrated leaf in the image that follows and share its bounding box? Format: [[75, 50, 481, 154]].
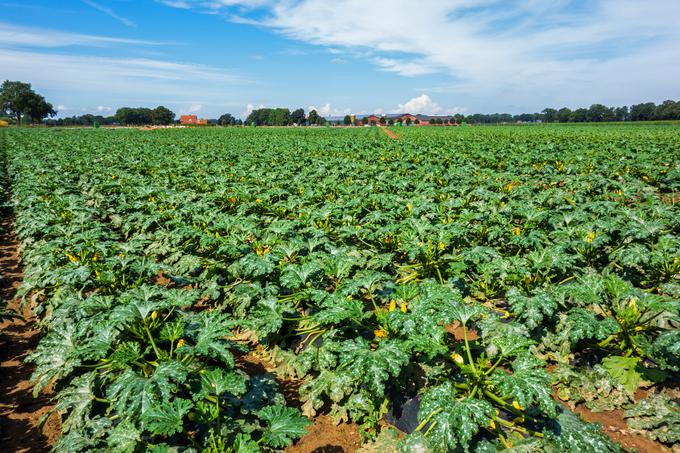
[[339, 338, 410, 396], [491, 360, 557, 417], [309, 293, 369, 326], [490, 334, 535, 358], [419, 383, 495, 451], [143, 398, 192, 436], [257, 405, 311, 448], [601, 356, 643, 394], [229, 433, 260, 453], [246, 297, 295, 340], [107, 360, 188, 419], [195, 368, 247, 401], [553, 365, 631, 412], [107, 420, 140, 453], [184, 311, 237, 367], [624, 393, 680, 445], [646, 330, 680, 371], [541, 408, 620, 452], [55, 372, 95, 433], [565, 308, 617, 343]]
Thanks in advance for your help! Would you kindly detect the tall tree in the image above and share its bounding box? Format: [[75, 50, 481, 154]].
[[25, 94, 56, 123], [613, 106, 629, 121], [290, 108, 306, 125], [343, 115, 351, 125], [541, 108, 558, 122], [217, 113, 236, 126], [308, 109, 321, 125], [114, 107, 153, 125], [587, 104, 613, 122], [630, 102, 656, 121], [1, 80, 56, 125], [655, 100, 680, 120], [571, 108, 588, 122], [270, 108, 291, 126], [556, 107, 572, 122], [151, 106, 175, 125]]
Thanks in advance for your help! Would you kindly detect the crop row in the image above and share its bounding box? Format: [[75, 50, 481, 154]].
[[3, 125, 679, 452]]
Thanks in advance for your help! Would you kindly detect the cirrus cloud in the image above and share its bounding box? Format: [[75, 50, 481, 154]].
[[159, 0, 680, 110]]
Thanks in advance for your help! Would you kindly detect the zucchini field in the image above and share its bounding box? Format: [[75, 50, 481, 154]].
[[2, 125, 679, 452]]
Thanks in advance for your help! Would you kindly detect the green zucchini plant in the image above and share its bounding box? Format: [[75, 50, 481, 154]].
[[29, 285, 310, 452]]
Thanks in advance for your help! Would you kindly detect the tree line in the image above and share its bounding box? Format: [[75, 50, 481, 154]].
[[468, 101, 680, 124], [3, 79, 680, 126], [244, 108, 326, 126]]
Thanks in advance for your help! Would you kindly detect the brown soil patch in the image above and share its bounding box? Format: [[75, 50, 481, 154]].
[[286, 415, 362, 453], [380, 127, 400, 140], [0, 210, 60, 452], [552, 385, 671, 452], [659, 192, 680, 205], [445, 322, 479, 340], [572, 405, 668, 452]]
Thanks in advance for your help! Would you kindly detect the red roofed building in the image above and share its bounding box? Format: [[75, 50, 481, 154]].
[[180, 115, 208, 125], [363, 115, 381, 126]]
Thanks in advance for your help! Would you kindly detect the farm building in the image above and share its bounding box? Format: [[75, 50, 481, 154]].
[[399, 114, 418, 123], [180, 115, 208, 125], [361, 113, 418, 125], [364, 115, 381, 126]]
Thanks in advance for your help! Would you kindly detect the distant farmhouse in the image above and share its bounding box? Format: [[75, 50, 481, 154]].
[[180, 114, 208, 125], [322, 112, 466, 126], [357, 113, 459, 126], [362, 113, 420, 126]]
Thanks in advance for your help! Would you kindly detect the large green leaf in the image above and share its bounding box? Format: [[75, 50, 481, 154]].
[[257, 405, 311, 448], [107, 420, 141, 453], [419, 383, 495, 451], [491, 357, 557, 417], [339, 338, 410, 396], [142, 398, 193, 436]]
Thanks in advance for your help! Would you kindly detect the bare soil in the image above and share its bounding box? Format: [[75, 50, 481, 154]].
[[573, 405, 668, 452], [552, 383, 672, 452], [0, 210, 60, 452], [380, 127, 400, 140], [286, 415, 362, 453]]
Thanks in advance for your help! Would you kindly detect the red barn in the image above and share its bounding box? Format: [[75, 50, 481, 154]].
[[180, 115, 208, 125], [364, 115, 381, 126]]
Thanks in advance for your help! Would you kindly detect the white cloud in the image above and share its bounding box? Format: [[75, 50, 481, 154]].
[[309, 103, 332, 116], [160, 0, 680, 110], [373, 57, 439, 77], [188, 103, 202, 113], [96, 105, 113, 113], [445, 106, 467, 115], [242, 103, 265, 118], [0, 48, 250, 118], [394, 94, 441, 115], [0, 22, 166, 47], [308, 103, 351, 117], [81, 0, 136, 27], [156, 0, 192, 8]]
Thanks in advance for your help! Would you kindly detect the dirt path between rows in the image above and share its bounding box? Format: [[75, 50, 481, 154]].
[[0, 207, 60, 452], [380, 127, 400, 140]]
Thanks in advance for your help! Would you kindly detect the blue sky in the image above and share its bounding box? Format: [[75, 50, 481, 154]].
[[1, 0, 679, 118]]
